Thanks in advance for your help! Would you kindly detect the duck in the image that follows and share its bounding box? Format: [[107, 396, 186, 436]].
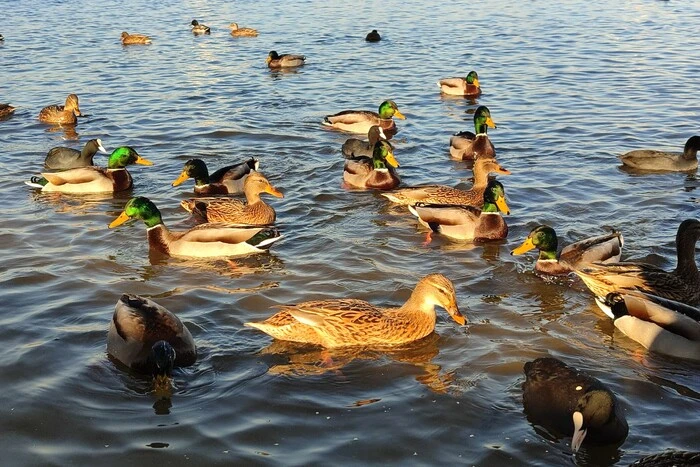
[[190, 19, 210, 35], [449, 105, 496, 160], [343, 140, 400, 190], [180, 172, 283, 225], [109, 197, 283, 258], [44, 138, 109, 170], [266, 51, 305, 68], [596, 292, 700, 361], [229, 22, 258, 37], [26, 146, 152, 193], [120, 31, 152, 45], [620, 136, 700, 172], [437, 70, 481, 97], [341, 125, 387, 159], [171, 157, 258, 195], [323, 100, 406, 136], [0, 103, 16, 119], [245, 274, 465, 348], [381, 158, 510, 206], [573, 219, 700, 306], [511, 225, 623, 276], [365, 30, 381, 42], [408, 179, 509, 242], [38, 94, 81, 125], [522, 357, 628, 453], [107, 294, 197, 393]]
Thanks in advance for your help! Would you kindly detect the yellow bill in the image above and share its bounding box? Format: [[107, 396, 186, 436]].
[[266, 185, 284, 198], [108, 211, 131, 228], [496, 196, 510, 215], [472, 78, 480, 88], [135, 156, 154, 166], [511, 237, 535, 255], [486, 116, 497, 129], [385, 151, 400, 168], [171, 170, 190, 186], [393, 109, 406, 120]]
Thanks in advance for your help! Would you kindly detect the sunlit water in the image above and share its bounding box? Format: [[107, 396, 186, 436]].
[[1, 0, 699, 465]]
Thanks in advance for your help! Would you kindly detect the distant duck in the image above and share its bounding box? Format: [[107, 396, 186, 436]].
[[449, 105, 496, 160], [0, 34, 4, 41], [229, 22, 258, 37], [120, 31, 152, 45], [38, 94, 81, 125], [438, 70, 482, 97], [323, 100, 406, 135], [343, 140, 400, 190], [620, 136, 700, 172], [365, 29, 381, 42], [266, 50, 306, 68], [171, 157, 259, 195], [44, 138, 109, 170], [341, 125, 387, 158], [191, 19, 210, 35], [511, 225, 623, 276], [107, 294, 197, 394], [0, 103, 16, 119], [522, 357, 628, 453]]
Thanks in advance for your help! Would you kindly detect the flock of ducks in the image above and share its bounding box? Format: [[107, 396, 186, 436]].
[[4, 20, 700, 459]]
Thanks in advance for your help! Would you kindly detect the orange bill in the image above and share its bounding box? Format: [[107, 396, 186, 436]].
[[108, 211, 131, 228]]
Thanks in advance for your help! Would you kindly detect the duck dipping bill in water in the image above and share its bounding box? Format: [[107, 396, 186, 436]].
[[438, 70, 481, 97], [620, 136, 700, 172], [44, 138, 109, 170], [171, 157, 259, 195], [38, 94, 81, 125], [449, 105, 497, 160], [323, 100, 406, 136]]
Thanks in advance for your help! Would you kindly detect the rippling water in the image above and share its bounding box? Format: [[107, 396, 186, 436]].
[[1, 0, 699, 465]]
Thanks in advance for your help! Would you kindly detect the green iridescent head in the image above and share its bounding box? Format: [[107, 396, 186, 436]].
[[171, 159, 210, 186], [482, 179, 509, 214], [108, 196, 163, 229], [377, 100, 406, 120], [107, 147, 153, 169], [473, 105, 497, 135], [465, 70, 480, 86], [371, 140, 399, 169], [511, 225, 558, 260]]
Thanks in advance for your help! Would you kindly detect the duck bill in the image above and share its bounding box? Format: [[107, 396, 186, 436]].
[[265, 56, 272, 64], [108, 211, 131, 228], [486, 117, 497, 129], [266, 185, 284, 198], [495, 165, 511, 175], [393, 109, 406, 120], [473, 78, 481, 88], [153, 374, 173, 398], [98, 143, 109, 154], [571, 411, 587, 452], [511, 237, 535, 255], [385, 151, 400, 168], [171, 170, 190, 186], [135, 156, 153, 166], [447, 304, 466, 325], [496, 197, 510, 215]]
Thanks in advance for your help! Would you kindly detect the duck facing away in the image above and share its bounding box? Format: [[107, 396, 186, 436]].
[[0, 103, 16, 119], [449, 105, 497, 160], [107, 294, 197, 393], [365, 30, 381, 42], [44, 138, 109, 170], [438, 70, 481, 97], [381, 158, 510, 207], [171, 157, 258, 195], [266, 50, 305, 68], [190, 19, 210, 35], [341, 125, 387, 159], [180, 172, 283, 224], [27, 146, 152, 193], [229, 22, 258, 37], [511, 225, 623, 276], [38, 94, 81, 125], [522, 357, 628, 453], [620, 136, 700, 172], [323, 100, 406, 136], [120, 31, 152, 45], [109, 197, 283, 258], [245, 274, 465, 348], [343, 140, 400, 190], [573, 219, 700, 306]]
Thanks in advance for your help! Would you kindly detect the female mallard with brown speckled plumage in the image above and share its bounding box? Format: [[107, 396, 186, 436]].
[[26, 146, 152, 193], [437, 70, 481, 97], [323, 100, 406, 135], [381, 158, 510, 206], [449, 105, 496, 160], [109, 197, 283, 258], [343, 140, 400, 190], [180, 172, 283, 224], [245, 274, 465, 348], [171, 157, 258, 195], [620, 136, 700, 172], [0, 103, 16, 120], [266, 50, 305, 68], [121, 31, 152, 45], [230, 22, 258, 37], [573, 219, 700, 306], [38, 94, 81, 125], [511, 225, 623, 276]]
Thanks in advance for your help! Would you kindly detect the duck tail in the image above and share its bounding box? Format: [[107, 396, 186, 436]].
[[25, 176, 48, 188], [248, 228, 283, 249]]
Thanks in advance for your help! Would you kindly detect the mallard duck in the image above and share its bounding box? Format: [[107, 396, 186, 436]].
[[596, 292, 700, 361], [109, 197, 282, 258], [620, 136, 700, 172], [365, 29, 381, 42], [190, 19, 210, 35], [381, 158, 510, 206], [171, 157, 258, 195], [449, 105, 496, 160], [511, 225, 623, 276], [341, 125, 387, 158], [229, 22, 258, 37], [266, 50, 305, 68], [630, 451, 700, 466], [107, 294, 197, 393], [27, 146, 152, 193], [120, 31, 152, 45], [343, 140, 400, 190], [437, 70, 481, 97], [323, 100, 406, 135], [180, 172, 283, 224], [38, 94, 81, 125], [0, 103, 16, 119], [408, 179, 509, 242], [573, 219, 700, 306], [44, 138, 109, 170], [522, 357, 628, 452], [245, 274, 465, 348]]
